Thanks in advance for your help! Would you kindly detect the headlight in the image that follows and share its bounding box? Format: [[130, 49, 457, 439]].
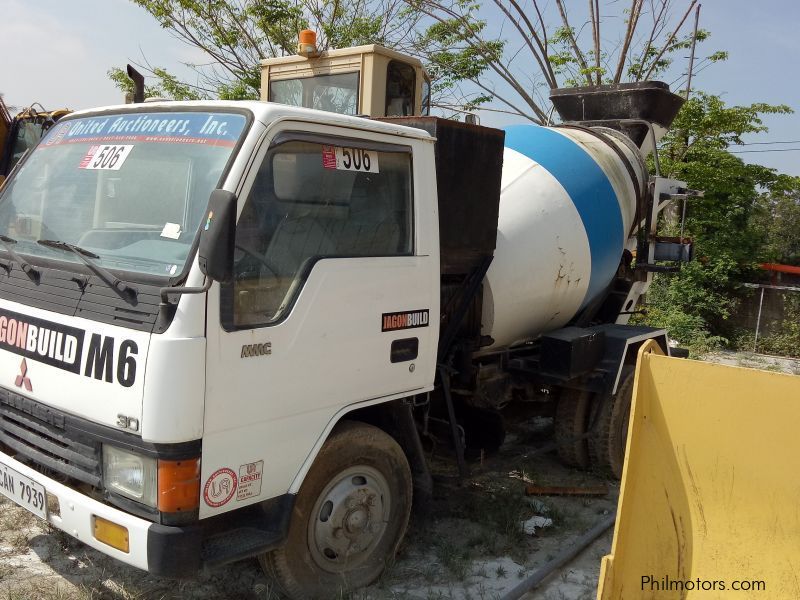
[[102, 445, 157, 507]]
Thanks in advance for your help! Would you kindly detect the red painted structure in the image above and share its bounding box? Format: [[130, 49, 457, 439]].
[[761, 263, 800, 287]]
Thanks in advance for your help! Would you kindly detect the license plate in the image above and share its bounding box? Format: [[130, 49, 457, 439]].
[[0, 459, 48, 520]]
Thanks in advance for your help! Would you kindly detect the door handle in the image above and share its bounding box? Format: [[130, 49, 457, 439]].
[[390, 337, 419, 363]]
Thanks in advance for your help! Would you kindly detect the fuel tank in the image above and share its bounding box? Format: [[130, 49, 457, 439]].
[[481, 124, 647, 350]]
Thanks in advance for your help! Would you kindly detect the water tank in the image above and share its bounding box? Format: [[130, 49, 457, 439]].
[[481, 124, 647, 349]]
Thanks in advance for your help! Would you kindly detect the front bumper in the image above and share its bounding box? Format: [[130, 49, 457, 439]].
[[1, 449, 157, 571], [0, 449, 292, 577]]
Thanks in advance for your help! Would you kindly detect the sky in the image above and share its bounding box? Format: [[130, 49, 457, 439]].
[[1, 0, 798, 176]]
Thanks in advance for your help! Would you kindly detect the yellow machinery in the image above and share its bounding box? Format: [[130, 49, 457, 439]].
[[260, 30, 430, 118], [0, 96, 11, 182], [0, 103, 71, 182], [598, 341, 800, 599]]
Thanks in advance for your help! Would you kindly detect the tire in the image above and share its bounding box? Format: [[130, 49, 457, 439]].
[[259, 421, 412, 599], [589, 368, 635, 479], [554, 388, 592, 469]]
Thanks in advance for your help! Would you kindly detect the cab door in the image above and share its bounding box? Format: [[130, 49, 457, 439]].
[[201, 122, 439, 515]]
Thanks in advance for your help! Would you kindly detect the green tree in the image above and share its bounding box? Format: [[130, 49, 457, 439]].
[[754, 175, 800, 266], [643, 93, 793, 351], [110, 0, 420, 100]]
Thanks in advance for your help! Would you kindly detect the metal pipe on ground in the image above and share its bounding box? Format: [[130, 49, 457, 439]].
[[500, 512, 617, 600]]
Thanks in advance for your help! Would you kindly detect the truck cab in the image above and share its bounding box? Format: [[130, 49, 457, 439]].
[[0, 101, 443, 592], [260, 32, 431, 118]]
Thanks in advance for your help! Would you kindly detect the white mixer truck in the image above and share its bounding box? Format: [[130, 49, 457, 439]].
[[0, 36, 692, 597]]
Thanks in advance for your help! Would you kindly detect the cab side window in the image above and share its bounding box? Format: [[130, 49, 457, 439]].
[[386, 61, 416, 117], [223, 138, 413, 329]]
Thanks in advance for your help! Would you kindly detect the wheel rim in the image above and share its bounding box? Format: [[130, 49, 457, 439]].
[[307, 465, 391, 573]]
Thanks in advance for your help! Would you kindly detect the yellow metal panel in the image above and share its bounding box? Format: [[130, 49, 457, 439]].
[[363, 52, 384, 116], [259, 64, 270, 101], [259, 44, 424, 68], [599, 341, 800, 599]]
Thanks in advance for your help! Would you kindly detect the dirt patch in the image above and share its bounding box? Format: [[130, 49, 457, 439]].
[[704, 350, 800, 375]]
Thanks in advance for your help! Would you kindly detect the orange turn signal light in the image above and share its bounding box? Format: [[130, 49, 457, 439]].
[[157, 458, 200, 513]]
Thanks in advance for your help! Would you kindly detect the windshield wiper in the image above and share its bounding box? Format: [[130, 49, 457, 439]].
[[0, 235, 40, 281], [37, 239, 138, 301]]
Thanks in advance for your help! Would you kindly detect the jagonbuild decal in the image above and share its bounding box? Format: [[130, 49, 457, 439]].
[[381, 309, 430, 332], [0, 308, 85, 373], [236, 461, 264, 501], [0, 308, 138, 387], [204, 468, 238, 508]]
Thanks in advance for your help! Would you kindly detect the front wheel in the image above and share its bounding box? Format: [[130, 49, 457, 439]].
[[260, 421, 412, 599]]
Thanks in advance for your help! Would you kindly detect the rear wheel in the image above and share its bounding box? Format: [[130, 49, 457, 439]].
[[260, 421, 412, 599], [554, 388, 592, 469], [589, 368, 635, 478]]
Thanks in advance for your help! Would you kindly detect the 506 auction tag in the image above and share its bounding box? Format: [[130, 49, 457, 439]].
[[79, 144, 134, 170], [334, 147, 379, 173]]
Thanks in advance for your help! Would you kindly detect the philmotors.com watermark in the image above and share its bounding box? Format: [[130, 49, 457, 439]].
[[642, 575, 767, 593]]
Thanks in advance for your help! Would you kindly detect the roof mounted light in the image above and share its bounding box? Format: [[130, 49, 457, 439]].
[[297, 29, 319, 58]]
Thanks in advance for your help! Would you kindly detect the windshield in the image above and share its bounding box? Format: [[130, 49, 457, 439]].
[[270, 73, 360, 115], [0, 110, 247, 279]]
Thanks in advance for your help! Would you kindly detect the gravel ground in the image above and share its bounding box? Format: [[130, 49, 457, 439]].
[[1, 351, 796, 600], [0, 415, 618, 600]]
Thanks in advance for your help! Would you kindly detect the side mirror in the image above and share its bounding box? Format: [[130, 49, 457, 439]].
[[198, 189, 237, 283]]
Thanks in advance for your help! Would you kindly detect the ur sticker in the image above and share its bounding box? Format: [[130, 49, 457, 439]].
[[203, 468, 237, 507]]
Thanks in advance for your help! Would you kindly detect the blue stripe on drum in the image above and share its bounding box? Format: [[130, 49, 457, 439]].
[[503, 124, 624, 307]]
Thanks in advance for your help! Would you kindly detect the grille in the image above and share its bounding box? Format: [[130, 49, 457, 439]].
[[0, 266, 170, 333], [0, 390, 101, 487]]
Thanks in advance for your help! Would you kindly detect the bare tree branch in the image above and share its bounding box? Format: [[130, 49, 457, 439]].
[[642, 0, 697, 80], [492, 0, 556, 88], [633, 0, 670, 80], [413, 1, 548, 120], [613, 0, 643, 83], [554, 0, 593, 86], [589, 0, 600, 84], [506, 0, 558, 87]]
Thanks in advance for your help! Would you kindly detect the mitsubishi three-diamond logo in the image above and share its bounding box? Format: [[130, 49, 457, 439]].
[[15, 358, 32, 392]]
